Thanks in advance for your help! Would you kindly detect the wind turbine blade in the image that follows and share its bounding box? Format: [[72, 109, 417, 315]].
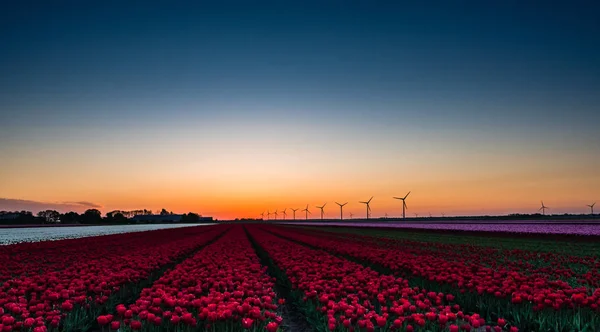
[[368, 196, 373, 203], [404, 191, 411, 199], [403, 201, 407, 209], [393, 197, 401, 200]]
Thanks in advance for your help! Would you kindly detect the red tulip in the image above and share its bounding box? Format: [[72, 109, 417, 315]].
[[242, 318, 254, 329], [110, 321, 120, 330], [130, 320, 142, 330], [61, 301, 73, 312], [266, 322, 279, 332], [439, 314, 449, 325], [497, 318, 506, 327], [96, 316, 109, 326], [24, 318, 36, 328]]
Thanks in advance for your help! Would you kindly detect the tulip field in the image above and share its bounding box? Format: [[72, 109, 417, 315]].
[[1, 224, 599, 331]]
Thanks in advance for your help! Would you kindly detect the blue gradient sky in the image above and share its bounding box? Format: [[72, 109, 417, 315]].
[[1, 1, 599, 218]]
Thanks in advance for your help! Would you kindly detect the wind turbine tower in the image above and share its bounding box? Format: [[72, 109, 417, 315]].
[[274, 209, 278, 220], [393, 191, 411, 219], [588, 202, 596, 215], [282, 208, 287, 220], [359, 197, 373, 219], [291, 208, 299, 220], [539, 201, 549, 216], [316, 203, 327, 220], [302, 204, 311, 220], [335, 202, 348, 220]]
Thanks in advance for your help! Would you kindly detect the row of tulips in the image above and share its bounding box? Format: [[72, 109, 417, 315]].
[[271, 226, 600, 331], [99, 225, 282, 332], [246, 225, 515, 331], [0, 225, 227, 331], [301, 226, 600, 290]]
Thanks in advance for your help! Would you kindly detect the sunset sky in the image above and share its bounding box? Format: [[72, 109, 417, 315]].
[[1, 2, 599, 219]]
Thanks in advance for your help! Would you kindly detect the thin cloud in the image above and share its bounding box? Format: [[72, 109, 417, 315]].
[[63, 201, 103, 208], [0, 198, 103, 213]]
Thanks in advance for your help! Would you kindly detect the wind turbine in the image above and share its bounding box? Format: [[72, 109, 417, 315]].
[[316, 203, 327, 220], [302, 204, 311, 220], [384, 212, 389, 219], [539, 201, 549, 216], [359, 197, 373, 219], [349, 212, 354, 219], [587, 202, 596, 215], [441, 212, 445, 217], [267, 210, 271, 220], [260, 212, 265, 220], [414, 213, 419, 218], [274, 209, 278, 220], [282, 208, 287, 220], [393, 191, 411, 219], [291, 208, 299, 220], [335, 202, 348, 220]]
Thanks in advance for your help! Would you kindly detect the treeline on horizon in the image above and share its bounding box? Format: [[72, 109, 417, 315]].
[[0, 208, 204, 225]]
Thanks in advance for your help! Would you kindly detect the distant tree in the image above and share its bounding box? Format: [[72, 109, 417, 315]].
[[106, 210, 119, 219], [37, 210, 60, 223], [112, 212, 128, 224], [182, 212, 199, 222], [81, 209, 102, 224], [1, 211, 38, 225], [61, 212, 80, 224], [160, 208, 170, 215], [0, 211, 36, 225]]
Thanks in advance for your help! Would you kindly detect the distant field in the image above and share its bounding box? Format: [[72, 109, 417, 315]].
[[281, 220, 600, 235], [292, 225, 600, 255]]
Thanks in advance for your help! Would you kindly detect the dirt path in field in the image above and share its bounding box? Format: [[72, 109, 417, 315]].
[[244, 227, 315, 332], [276, 296, 316, 332]]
